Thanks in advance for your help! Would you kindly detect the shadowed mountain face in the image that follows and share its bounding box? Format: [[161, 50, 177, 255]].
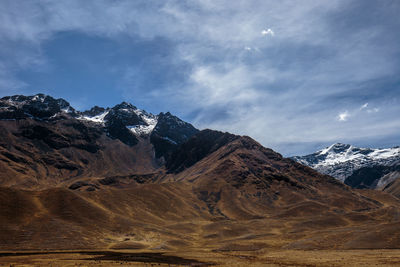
[[1, 94, 400, 252], [345, 165, 400, 189], [150, 112, 199, 160]]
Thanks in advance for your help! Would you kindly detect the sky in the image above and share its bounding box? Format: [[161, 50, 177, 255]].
[[0, 0, 399, 156]]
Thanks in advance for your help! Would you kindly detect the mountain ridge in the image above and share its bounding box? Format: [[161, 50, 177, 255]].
[[292, 143, 400, 182], [1, 93, 400, 253], [0, 93, 199, 188]]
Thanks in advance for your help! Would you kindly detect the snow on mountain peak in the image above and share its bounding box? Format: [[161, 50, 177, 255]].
[[315, 144, 399, 164], [78, 110, 110, 125], [78, 102, 158, 136], [0, 94, 76, 119], [318, 143, 351, 155], [292, 143, 400, 181], [127, 110, 158, 136], [369, 147, 400, 160]]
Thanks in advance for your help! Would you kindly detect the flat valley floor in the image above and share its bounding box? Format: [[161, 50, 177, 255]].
[[1, 249, 400, 266]]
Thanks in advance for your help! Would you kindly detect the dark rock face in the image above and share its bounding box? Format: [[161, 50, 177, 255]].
[[105, 119, 139, 146], [101, 103, 147, 146], [0, 94, 76, 120], [150, 112, 199, 160], [344, 164, 400, 189], [16, 121, 102, 153], [0, 94, 199, 151], [105, 102, 145, 126], [166, 129, 238, 173], [19, 125, 70, 149], [82, 106, 107, 117]]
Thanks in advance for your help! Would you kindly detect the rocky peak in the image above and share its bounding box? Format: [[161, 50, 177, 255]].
[[112, 101, 137, 110], [0, 93, 76, 120], [154, 112, 197, 141], [292, 143, 400, 182], [150, 112, 199, 160], [82, 106, 107, 117], [105, 103, 145, 126], [320, 143, 351, 154], [0, 93, 199, 154]]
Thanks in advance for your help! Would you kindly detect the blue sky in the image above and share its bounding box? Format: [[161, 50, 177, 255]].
[[0, 0, 399, 156]]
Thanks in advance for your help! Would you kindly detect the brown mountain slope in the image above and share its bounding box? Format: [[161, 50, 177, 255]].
[[0, 183, 211, 250], [1, 129, 400, 252], [382, 177, 400, 198], [0, 119, 159, 189], [165, 131, 381, 215]]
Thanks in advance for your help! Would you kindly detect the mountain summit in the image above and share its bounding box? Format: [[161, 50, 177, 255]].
[[0, 94, 199, 187], [292, 143, 400, 189]]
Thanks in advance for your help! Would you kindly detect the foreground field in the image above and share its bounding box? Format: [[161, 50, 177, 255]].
[[1, 249, 400, 266]]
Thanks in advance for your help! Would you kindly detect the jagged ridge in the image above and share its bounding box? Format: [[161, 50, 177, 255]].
[[292, 143, 400, 182]]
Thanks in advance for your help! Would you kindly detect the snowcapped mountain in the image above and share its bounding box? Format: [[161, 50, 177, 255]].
[[0, 93, 76, 119], [292, 143, 400, 182], [0, 93, 198, 159], [78, 102, 159, 137]]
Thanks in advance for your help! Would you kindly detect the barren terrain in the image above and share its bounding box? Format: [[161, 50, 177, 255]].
[[1, 102, 400, 266]]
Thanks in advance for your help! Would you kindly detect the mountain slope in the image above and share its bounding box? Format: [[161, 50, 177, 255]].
[[382, 178, 400, 198], [1, 94, 400, 252], [2, 129, 400, 251], [165, 134, 381, 219]]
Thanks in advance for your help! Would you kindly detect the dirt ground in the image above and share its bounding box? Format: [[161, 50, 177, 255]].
[[1, 249, 400, 266]]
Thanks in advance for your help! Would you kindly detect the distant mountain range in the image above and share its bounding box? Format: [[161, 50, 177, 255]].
[[0, 94, 198, 161], [1, 93, 400, 251], [292, 143, 400, 190]]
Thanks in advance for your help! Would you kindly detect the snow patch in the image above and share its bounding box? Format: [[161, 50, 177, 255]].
[[61, 106, 73, 113], [319, 144, 336, 155], [315, 145, 400, 167], [78, 110, 109, 125], [127, 111, 158, 136], [294, 143, 400, 181], [369, 147, 400, 159], [127, 123, 156, 136]]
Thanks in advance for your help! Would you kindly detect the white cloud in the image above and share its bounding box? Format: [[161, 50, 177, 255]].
[[261, 28, 274, 36], [360, 103, 368, 110], [338, 111, 349, 121]]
